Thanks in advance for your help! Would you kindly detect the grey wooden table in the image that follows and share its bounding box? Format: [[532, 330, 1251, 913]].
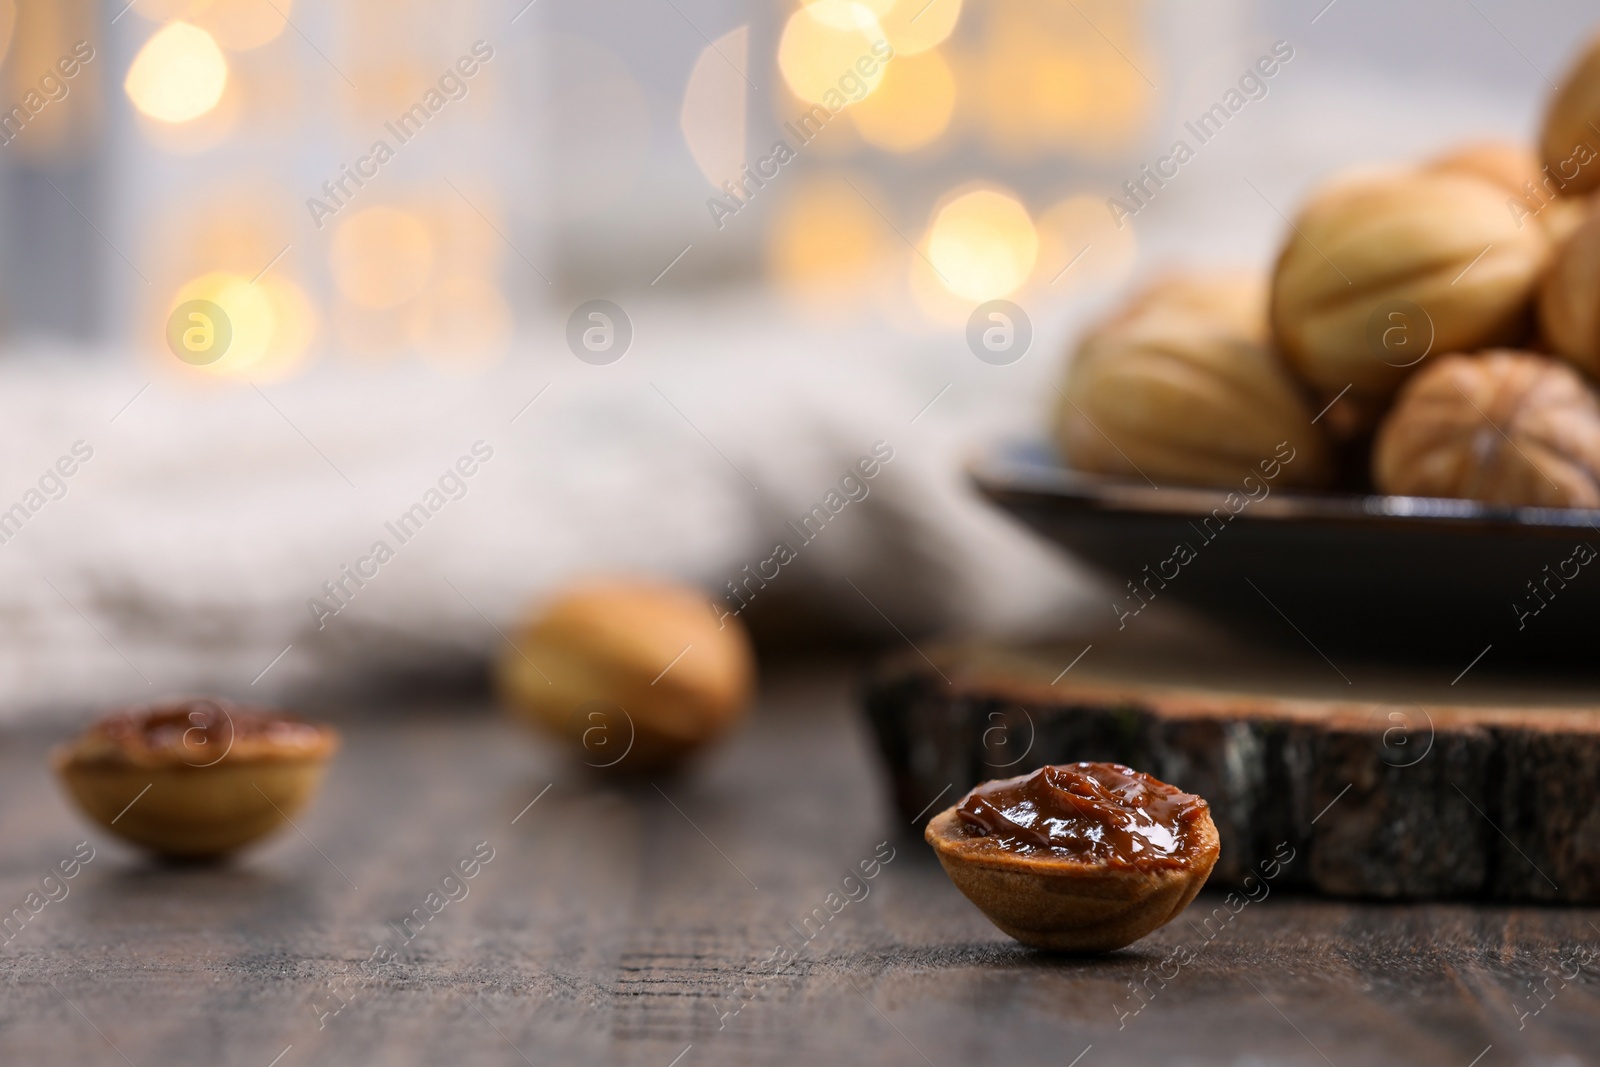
[[1, 662, 1597, 1066]]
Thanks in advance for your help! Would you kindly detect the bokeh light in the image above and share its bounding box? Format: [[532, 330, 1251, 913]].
[[778, 1, 889, 107], [1033, 193, 1139, 293], [164, 270, 316, 381], [681, 25, 749, 190], [132, 0, 212, 19], [125, 22, 229, 124], [194, 0, 291, 51], [906, 240, 975, 327], [818, 0, 895, 15], [926, 187, 1038, 301], [254, 275, 319, 379], [972, 1, 1155, 159], [848, 49, 956, 152], [133, 75, 240, 152], [765, 175, 891, 317], [878, 0, 962, 56], [330, 206, 435, 310]]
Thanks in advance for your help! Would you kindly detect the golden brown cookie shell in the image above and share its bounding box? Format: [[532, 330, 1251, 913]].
[[1540, 33, 1600, 197], [52, 703, 339, 858], [1372, 349, 1600, 507], [497, 579, 754, 773], [1270, 170, 1550, 425], [1055, 272, 1332, 488], [1541, 212, 1600, 371], [925, 805, 1220, 953]]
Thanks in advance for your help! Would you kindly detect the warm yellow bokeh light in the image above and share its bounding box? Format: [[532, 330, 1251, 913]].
[[849, 49, 955, 152], [169, 271, 268, 369], [195, 0, 291, 51], [134, 0, 214, 20], [801, 0, 885, 31], [811, 0, 894, 15], [778, 1, 888, 107], [409, 276, 514, 372], [974, 2, 1155, 159], [330, 207, 435, 310], [906, 241, 976, 327], [765, 176, 890, 316], [878, 0, 962, 56], [926, 188, 1038, 301], [255, 275, 318, 379], [1033, 193, 1139, 292], [133, 78, 239, 153], [125, 22, 229, 124], [166, 271, 316, 380]]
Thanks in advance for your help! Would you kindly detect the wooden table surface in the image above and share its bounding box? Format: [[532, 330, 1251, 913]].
[[1, 662, 1598, 1066]]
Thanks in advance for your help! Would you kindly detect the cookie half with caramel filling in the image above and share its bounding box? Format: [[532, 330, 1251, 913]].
[[925, 763, 1220, 952], [53, 699, 339, 859]]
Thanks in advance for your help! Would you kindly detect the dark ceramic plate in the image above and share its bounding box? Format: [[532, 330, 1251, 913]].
[[971, 441, 1600, 666]]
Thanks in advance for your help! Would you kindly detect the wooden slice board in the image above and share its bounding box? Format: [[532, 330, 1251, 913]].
[[861, 635, 1600, 902]]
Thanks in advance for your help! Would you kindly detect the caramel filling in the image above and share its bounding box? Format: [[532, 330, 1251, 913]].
[[955, 763, 1209, 870], [71, 699, 327, 764]]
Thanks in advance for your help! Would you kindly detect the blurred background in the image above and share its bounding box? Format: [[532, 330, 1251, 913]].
[[0, 0, 1594, 715]]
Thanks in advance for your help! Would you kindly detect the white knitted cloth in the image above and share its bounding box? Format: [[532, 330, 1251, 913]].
[[0, 294, 1097, 721]]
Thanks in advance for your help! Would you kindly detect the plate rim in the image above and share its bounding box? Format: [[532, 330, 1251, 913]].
[[969, 441, 1600, 533]]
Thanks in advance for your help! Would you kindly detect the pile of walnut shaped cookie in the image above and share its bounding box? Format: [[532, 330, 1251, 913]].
[[1055, 32, 1600, 509]]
